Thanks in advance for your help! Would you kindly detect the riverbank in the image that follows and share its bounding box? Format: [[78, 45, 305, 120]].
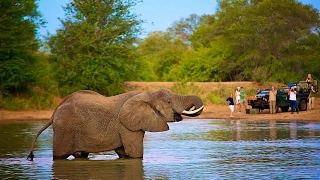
[[0, 101, 319, 121], [0, 82, 319, 121]]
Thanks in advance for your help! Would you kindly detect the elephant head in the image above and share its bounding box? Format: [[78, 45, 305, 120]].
[[119, 89, 204, 132]]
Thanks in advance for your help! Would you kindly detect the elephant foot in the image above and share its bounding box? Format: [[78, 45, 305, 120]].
[[73, 151, 89, 158], [53, 154, 71, 160], [114, 146, 130, 158], [114, 146, 143, 159]]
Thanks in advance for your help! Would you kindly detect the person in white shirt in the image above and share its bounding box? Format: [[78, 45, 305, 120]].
[[288, 87, 299, 114], [235, 87, 241, 112]]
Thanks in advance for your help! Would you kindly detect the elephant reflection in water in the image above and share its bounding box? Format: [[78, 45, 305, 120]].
[[52, 159, 143, 179], [27, 89, 204, 160]]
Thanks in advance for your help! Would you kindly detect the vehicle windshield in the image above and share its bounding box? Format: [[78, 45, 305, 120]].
[[259, 90, 269, 94]]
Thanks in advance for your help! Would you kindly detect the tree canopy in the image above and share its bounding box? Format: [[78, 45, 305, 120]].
[[212, 0, 320, 83], [47, 0, 143, 96], [137, 0, 320, 83]]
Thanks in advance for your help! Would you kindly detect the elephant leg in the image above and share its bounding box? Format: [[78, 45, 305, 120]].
[[52, 129, 74, 160], [114, 146, 130, 158], [121, 131, 145, 158], [73, 151, 89, 159]]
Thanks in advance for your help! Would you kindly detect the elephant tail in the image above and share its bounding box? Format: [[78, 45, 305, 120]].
[[27, 117, 53, 161]]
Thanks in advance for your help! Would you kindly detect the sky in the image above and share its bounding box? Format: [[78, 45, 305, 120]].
[[37, 0, 320, 38]]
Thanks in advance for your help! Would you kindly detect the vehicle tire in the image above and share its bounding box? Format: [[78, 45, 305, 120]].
[[280, 106, 289, 112], [299, 99, 307, 111]]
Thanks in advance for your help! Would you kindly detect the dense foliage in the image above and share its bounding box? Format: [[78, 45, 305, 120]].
[[0, 0, 44, 96], [137, 0, 320, 83], [47, 0, 143, 96], [1, 0, 319, 110]]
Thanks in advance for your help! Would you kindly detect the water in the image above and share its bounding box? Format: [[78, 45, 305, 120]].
[[0, 119, 320, 179]]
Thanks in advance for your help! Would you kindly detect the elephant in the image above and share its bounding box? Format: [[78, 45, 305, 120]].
[[27, 89, 204, 161]]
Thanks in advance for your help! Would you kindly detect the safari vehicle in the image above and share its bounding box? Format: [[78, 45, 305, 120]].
[[247, 80, 318, 112], [276, 80, 318, 112], [247, 89, 271, 111]]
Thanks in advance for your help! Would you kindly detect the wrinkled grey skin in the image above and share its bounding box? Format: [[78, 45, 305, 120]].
[[27, 89, 204, 160]]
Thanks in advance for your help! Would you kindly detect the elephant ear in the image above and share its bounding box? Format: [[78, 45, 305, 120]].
[[119, 92, 169, 132]]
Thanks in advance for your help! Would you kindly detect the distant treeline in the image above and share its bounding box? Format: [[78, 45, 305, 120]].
[[0, 0, 319, 110]]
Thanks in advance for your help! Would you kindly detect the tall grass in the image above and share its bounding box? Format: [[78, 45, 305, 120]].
[[207, 84, 257, 105], [170, 82, 207, 103], [207, 84, 234, 105], [0, 88, 56, 110], [170, 82, 262, 105]]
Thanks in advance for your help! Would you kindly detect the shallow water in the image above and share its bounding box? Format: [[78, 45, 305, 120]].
[[0, 119, 319, 179]]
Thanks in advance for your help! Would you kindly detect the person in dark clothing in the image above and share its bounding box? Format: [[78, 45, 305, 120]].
[[226, 93, 235, 117], [308, 84, 316, 110]]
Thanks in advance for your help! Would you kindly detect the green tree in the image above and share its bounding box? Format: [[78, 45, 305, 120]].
[[304, 32, 320, 79], [168, 41, 227, 82], [0, 0, 44, 96], [210, 0, 320, 82], [48, 0, 142, 96], [168, 14, 203, 45], [136, 31, 188, 81], [190, 14, 216, 50]]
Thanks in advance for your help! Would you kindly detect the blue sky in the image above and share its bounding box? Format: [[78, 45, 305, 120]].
[[37, 0, 320, 38]]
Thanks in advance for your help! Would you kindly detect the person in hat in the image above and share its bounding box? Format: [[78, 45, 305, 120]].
[[235, 87, 241, 112]]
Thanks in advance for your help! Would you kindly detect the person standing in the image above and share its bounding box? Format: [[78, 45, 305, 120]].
[[308, 84, 316, 110], [226, 93, 235, 117], [268, 86, 277, 114], [256, 85, 262, 95], [240, 87, 246, 110], [235, 87, 241, 112], [288, 87, 299, 114], [306, 74, 313, 88], [306, 74, 313, 83]]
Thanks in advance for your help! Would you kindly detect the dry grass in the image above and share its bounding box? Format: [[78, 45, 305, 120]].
[[124, 81, 286, 105]]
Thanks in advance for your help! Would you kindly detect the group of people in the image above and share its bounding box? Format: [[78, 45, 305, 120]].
[[226, 74, 317, 117], [289, 74, 316, 113], [226, 86, 245, 117]]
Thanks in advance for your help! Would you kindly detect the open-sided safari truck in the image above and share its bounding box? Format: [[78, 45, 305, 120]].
[[276, 80, 318, 112], [247, 80, 318, 113]]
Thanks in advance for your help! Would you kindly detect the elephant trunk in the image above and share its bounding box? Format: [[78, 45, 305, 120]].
[[181, 95, 204, 117]]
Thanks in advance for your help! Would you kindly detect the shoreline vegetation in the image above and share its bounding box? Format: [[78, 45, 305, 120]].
[[0, 82, 319, 121], [2, 1, 319, 122]]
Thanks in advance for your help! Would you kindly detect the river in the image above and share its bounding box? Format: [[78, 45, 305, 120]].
[[0, 119, 319, 179]]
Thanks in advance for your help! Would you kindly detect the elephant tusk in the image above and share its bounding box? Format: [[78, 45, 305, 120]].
[[182, 105, 204, 115]]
